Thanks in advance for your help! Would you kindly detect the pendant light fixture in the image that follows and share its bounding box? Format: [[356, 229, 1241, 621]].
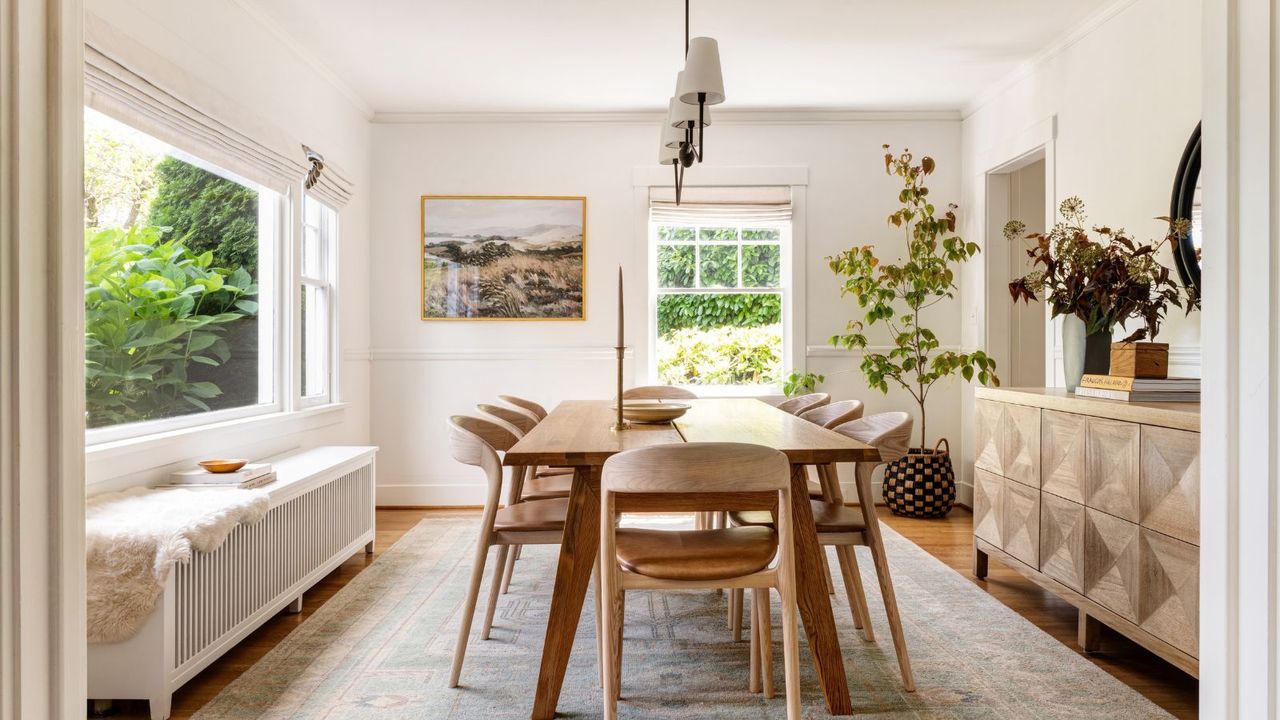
[[659, 0, 725, 204]]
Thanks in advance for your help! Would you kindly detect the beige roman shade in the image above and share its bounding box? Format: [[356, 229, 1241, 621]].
[[649, 185, 792, 224]]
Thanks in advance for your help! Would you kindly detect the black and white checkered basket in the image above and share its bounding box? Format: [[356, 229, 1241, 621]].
[[882, 438, 957, 519]]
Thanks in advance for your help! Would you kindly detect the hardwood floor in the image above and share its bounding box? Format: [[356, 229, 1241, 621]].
[[101, 507, 1196, 719]]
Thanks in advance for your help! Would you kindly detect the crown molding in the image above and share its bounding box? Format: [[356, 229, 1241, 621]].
[[371, 108, 962, 125], [230, 0, 374, 119], [962, 0, 1143, 119]]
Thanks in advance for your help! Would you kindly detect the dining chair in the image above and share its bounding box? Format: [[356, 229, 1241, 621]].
[[776, 392, 830, 416], [599, 442, 802, 719], [621, 385, 697, 400], [498, 394, 547, 421], [445, 415, 579, 688], [798, 398, 864, 429], [730, 412, 916, 692]]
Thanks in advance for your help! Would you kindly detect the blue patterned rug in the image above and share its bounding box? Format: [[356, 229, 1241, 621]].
[[192, 517, 1173, 719]]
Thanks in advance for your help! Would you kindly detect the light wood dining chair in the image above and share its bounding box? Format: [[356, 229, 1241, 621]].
[[730, 411, 917, 692], [445, 415, 575, 688], [621, 385, 697, 400], [498, 394, 547, 421], [799, 398, 864, 429], [599, 442, 802, 719], [776, 392, 829, 416]]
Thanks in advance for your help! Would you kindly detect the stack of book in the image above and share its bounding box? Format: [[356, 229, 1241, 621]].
[[164, 462, 275, 489], [1075, 374, 1200, 402]]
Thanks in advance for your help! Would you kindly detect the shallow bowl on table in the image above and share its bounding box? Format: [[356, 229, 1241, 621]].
[[198, 458, 249, 473], [613, 400, 690, 424]]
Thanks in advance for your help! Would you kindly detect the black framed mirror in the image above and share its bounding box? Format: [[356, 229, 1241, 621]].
[[1169, 122, 1201, 303]]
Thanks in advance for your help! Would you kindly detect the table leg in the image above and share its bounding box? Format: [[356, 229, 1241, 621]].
[[788, 464, 853, 714], [532, 466, 601, 720]]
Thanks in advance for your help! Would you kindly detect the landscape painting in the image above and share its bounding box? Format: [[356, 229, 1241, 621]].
[[421, 196, 586, 320]]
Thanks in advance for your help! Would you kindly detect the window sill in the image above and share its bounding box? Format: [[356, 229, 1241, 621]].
[[86, 403, 348, 488], [680, 384, 783, 400]]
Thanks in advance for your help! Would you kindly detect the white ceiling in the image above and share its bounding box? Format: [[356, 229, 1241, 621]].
[[247, 0, 1118, 114]]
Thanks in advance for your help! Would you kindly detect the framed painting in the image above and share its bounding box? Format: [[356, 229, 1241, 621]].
[[420, 195, 586, 320]]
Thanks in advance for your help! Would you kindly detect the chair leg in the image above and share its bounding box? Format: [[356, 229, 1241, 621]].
[[836, 545, 873, 640], [601, 570, 621, 719], [867, 530, 915, 691], [748, 594, 761, 693], [481, 545, 509, 640], [730, 588, 744, 641], [448, 534, 492, 687], [500, 544, 518, 594], [611, 589, 625, 701], [594, 558, 604, 688], [822, 548, 835, 594], [777, 577, 802, 719], [753, 587, 774, 699]]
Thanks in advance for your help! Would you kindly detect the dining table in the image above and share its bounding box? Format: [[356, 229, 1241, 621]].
[[502, 397, 881, 719]]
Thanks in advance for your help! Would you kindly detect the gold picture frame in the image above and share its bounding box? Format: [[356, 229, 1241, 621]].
[[420, 195, 586, 321]]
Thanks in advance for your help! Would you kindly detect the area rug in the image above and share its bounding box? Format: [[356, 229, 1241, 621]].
[[192, 518, 1173, 719]]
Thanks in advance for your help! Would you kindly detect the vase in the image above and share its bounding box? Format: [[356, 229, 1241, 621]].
[[1061, 315, 1112, 390]]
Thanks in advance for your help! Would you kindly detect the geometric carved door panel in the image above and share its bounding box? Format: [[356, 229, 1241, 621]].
[[1001, 479, 1040, 567], [973, 468, 1004, 548], [1040, 493, 1086, 592], [975, 399, 1040, 487], [1139, 528, 1199, 657], [1083, 508, 1141, 622], [1042, 410, 1087, 503], [1085, 417, 1141, 522], [1140, 425, 1200, 545]]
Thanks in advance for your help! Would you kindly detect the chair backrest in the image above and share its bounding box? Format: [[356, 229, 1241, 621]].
[[602, 442, 789, 496], [477, 403, 537, 435], [776, 392, 830, 416], [831, 411, 914, 486], [622, 385, 697, 400], [799, 399, 864, 429], [446, 416, 511, 509], [498, 394, 548, 420]]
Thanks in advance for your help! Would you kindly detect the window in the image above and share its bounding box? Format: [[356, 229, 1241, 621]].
[[652, 220, 788, 388], [83, 108, 280, 438], [301, 195, 337, 404]]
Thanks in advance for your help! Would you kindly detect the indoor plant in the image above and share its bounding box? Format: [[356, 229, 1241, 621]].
[[829, 146, 999, 518], [1005, 198, 1187, 388]]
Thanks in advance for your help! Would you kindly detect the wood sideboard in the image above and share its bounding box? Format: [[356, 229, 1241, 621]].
[[971, 387, 1200, 676]]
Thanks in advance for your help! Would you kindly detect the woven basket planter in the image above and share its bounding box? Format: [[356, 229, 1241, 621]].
[[882, 438, 957, 519]]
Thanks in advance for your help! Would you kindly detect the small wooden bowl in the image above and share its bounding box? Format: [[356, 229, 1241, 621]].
[[613, 401, 691, 424], [198, 458, 249, 474]]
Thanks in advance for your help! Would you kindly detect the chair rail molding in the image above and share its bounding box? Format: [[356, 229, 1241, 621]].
[[363, 347, 635, 362], [0, 0, 87, 716]]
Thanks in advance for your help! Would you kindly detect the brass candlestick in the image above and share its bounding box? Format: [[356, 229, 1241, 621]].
[[612, 344, 630, 432]]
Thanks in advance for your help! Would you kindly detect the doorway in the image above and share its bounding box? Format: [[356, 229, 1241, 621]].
[[985, 152, 1048, 387]]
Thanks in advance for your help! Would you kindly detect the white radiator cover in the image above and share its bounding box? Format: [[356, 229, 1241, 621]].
[[88, 446, 377, 720]]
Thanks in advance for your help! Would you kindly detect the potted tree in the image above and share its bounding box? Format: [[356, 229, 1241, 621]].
[[828, 147, 999, 518], [1005, 198, 1187, 389]]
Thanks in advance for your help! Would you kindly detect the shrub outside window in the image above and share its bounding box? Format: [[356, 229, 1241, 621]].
[[653, 222, 786, 387], [83, 108, 278, 438]]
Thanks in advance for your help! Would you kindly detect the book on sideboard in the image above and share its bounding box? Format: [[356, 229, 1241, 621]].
[[1075, 374, 1200, 402]]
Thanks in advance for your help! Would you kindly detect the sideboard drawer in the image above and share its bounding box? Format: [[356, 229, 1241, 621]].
[[1042, 410, 1087, 503], [1138, 528, 1199, 656], [1140, 425, 1200, 545], [975, 399, 1041, 487], [1040, 493, 1086, 592], [1084, 417, 1141, 522], [1001, 480, 1040, 567], [1083, 508, 1141, 622], [973, 468, 1004, 548]]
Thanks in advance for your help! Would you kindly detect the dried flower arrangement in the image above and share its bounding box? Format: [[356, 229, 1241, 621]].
[[1005, 197, 1188, 342]]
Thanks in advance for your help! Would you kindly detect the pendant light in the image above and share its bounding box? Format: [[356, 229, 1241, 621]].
[[658, 0, 725, 205]]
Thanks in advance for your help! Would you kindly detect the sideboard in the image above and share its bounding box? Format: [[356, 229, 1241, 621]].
[[971, 387, 1199, 676]]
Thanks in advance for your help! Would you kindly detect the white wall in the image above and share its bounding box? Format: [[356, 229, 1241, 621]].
[[956, 0, 1203, 492], [370, 115, 969, 505], [83, 0, 373, 492]]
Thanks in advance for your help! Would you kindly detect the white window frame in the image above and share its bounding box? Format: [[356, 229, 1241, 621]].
[[298, 193, 339, 408], [649, 219, 792, 394]]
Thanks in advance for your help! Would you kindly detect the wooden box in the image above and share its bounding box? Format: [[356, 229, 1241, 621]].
[[1110, 342, 1169, 379]]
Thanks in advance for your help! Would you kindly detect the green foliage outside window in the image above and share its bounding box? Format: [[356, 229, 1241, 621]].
[[656, 226, 695, 242], [741, 244, 780, 287], [84, 225, 258, 428], [699, 227, 738, 242], [658, 324, 782, 385], [742, 228, 781, 242], [148, 156, 260, 274], [657, 293, 780, 335], [657, 245, 695, 288], [699, 245, 738, 287]]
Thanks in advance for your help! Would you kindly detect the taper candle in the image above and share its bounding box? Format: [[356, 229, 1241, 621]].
[[617, 265, 624, 348]]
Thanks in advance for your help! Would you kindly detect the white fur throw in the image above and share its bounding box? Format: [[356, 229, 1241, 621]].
[[86, 486, 269, 643]]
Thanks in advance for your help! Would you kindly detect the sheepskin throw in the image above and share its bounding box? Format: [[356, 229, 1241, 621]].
[[87, 486, 269, 643]]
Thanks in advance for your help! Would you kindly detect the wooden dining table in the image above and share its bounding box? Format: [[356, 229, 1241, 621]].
[[503, 397, 880, 719]]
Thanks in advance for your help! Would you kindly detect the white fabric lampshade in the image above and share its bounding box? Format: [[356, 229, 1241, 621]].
[[659, 141, 679, 164], [678, 37, 725, 106], [664, 99, 693, 146], [658, 111, 680, 162], [669, 79, 711, 129]]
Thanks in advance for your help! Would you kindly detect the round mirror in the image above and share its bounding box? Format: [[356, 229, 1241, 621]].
[[1169, 122, 1201, 302]]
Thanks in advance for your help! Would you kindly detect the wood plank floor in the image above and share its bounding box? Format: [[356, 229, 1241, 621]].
[[102, 507, 1197, 719]]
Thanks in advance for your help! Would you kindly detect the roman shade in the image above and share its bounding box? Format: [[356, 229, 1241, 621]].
[[83, 13, 352, 207], [649, 185, 792, 224]]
